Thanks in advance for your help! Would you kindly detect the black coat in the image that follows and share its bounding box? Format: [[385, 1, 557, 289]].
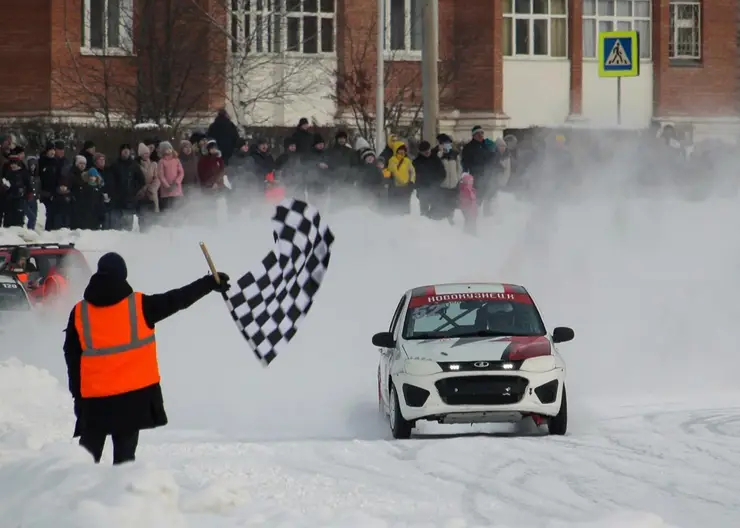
[[207, 115, 240, 163], [64, 273, 216, 436], [108, 157, 146, 210]]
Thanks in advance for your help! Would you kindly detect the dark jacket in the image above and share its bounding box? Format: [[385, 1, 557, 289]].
[[38, 155, 59, 199], [461, 138, 494, 178], [413, 153, 446, 189], [64, 273, 216, 436], [108, 156, 146, 210], [291, 127, 315, 158], [207, 115, 240, 163]]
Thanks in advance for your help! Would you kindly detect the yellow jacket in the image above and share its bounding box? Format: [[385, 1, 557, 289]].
[[387, 141, 415, 186]]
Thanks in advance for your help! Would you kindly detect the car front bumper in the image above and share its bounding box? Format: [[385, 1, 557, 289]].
[[392, 368, 565, 423]]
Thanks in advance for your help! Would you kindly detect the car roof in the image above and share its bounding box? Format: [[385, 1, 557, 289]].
[[408, 282, 530, 297], [0, 243, 79, 253]]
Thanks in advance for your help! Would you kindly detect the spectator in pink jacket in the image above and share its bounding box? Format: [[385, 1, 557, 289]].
[[459, 172, 477, 235], [157, 141, 184, 213]]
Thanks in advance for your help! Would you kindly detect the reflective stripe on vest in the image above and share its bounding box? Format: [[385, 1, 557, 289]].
[[75, 293, 159, 397]]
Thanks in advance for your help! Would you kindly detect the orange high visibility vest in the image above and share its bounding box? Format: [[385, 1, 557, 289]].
[[74, 292, 160, 398], [43, 274, 67, 297]]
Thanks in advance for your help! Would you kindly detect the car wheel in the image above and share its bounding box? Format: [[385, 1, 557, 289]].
[[389, 384, 413, 439], [548, 385, 568, 436]]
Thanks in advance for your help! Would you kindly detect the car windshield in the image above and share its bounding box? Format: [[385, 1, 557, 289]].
[[402, 292, 546, 340], [0, 281, 30, 311]]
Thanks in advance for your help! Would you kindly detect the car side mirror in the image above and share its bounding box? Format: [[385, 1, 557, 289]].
[[372, 331, 396, 348], [552, 326, 575, 344]]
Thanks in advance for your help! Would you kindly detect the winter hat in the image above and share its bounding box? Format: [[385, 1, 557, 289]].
[[360, 148, 375, 162], [82, 140, 95, 151], [87, 168, 100, 178], [255, 137, 269, 146], [54, 140, 65, 150], [298, 117, 309, 127], [8, 146, 24, 160], [376, 156, 386, 165], [94, 152, 106, 162], [44, 141, 55, 152], [75, 155, 87, 165], [335, 130, 348, 140], [436, 133, 452, 144], [471, 126, 483, 136], [137, 143, 149, 157], [157, 141, 174, 155], [119, 143, 132, 152], [96, 252, 127, 281], [418, 140, 431, 152], [180, 139, 193, 150], [206, 139, 218, 150], [283, 136, 296, 148], [312, 133, 324, 146]]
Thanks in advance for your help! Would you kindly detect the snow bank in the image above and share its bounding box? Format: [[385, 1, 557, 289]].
[[1, 183, 739, 525]]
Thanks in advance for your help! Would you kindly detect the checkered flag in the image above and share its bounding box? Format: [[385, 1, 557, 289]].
[[224, 198, 335, 366]]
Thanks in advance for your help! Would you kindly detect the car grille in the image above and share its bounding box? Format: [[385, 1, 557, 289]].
[[438, 360, 523, 372], [435, 375, 529, 405]]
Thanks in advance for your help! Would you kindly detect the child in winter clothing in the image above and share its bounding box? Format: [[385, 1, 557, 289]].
[[137, 142, 159, 212], [459, 172, 477, 235], [197, 140, 225, 189], [77, 167, 106, 230], [387, 142, 415, 215], [157, 141, 185, 212]]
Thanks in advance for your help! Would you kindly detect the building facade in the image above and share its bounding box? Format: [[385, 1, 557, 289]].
[[0, 0, 735, 142]]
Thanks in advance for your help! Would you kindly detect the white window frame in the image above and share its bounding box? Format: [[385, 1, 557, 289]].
[[582, 0, 651, 60], [503, 0, 568, 59], [669, 1, 701, 60], [81, 0, 134, 56], [229, 0, 336, 57], [385, 0, 423, 59]]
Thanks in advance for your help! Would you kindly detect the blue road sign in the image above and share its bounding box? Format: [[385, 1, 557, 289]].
[[598, 31, 639, 78]]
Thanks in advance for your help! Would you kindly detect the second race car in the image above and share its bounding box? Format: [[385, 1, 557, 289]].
[[373, 282, 575, 439]]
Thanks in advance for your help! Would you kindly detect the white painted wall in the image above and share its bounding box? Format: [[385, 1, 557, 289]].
[[228, 56, 337, 127], [581, 61, 653, 129], [503, 59, 570, 128]]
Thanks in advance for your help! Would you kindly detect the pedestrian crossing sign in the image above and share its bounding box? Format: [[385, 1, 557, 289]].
[[598, 31, 640, 77]]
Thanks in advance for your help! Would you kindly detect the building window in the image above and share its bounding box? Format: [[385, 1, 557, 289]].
[[82, 0, 132, 53], [230, 0, 335, 55], [503, 0, 568, 58], [669, 1, 701, 60], [387, 0, 422, 53], [582, 0, 651, 60]]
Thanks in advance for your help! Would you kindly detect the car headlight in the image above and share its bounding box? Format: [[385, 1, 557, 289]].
[[403, 359, 442, 376], [520, 356, 557, 373]]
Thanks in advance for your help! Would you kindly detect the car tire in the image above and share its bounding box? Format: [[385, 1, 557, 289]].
[[389, 384, 413, 439], [548, 386, 568, 436]]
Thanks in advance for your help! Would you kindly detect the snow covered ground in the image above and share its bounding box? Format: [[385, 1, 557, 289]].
[[2, 187, 740, 527]]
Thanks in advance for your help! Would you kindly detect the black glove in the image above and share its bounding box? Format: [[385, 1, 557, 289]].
[[210, 272, 231, 293]]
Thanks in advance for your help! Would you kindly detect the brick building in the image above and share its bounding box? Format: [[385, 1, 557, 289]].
[[0, 0, 735, 142], [0, 0, 226, 125]]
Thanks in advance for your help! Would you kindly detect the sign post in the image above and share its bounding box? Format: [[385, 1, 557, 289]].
[[598, 31, 640, 126]]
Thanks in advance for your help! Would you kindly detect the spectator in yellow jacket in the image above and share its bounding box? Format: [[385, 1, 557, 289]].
[[387, 142, 415, 214]]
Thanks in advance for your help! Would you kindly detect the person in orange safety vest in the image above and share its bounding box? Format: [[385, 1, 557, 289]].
[[42, 267, 68, 298], [63, 252, 231, 465]]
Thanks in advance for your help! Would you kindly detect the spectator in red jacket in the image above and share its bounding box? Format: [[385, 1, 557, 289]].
[[197, 140, 225, 190]]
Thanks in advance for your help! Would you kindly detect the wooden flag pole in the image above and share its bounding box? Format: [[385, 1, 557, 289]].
[[199, 242, 219, 282]]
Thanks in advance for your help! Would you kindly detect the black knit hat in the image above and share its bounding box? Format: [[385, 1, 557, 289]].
[[96, 252, 127, 281], [419, 140, 431, 152]]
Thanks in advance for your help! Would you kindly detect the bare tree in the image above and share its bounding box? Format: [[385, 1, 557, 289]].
[[332, 21, 463, 150], [53, 0, 329, 129]]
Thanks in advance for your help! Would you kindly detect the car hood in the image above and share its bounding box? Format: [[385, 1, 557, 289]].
[[403, 335, 551, 362]]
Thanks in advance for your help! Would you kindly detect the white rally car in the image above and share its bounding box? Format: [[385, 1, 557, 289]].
[[373, 282, 574, 439]]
